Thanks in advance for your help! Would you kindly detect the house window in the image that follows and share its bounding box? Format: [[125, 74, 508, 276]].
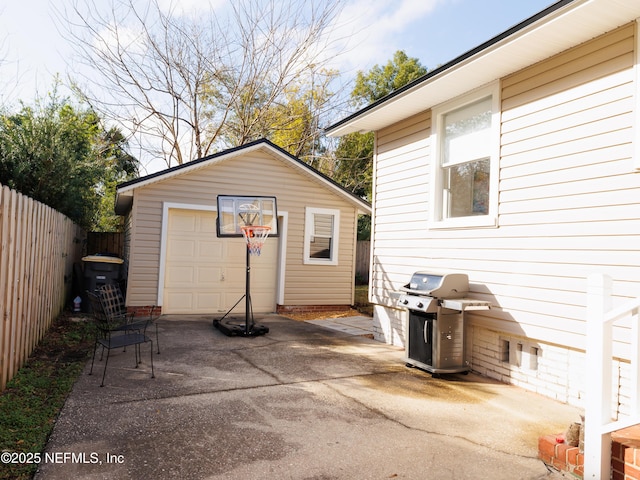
[[304, 207, 339, 265], [431, 84, 500, 228]]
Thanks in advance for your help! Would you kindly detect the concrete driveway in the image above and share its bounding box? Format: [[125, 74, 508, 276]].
[[35, 315, 579, 479]]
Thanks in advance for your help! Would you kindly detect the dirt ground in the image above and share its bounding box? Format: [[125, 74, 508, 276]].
[[280, 308, 365, 322]]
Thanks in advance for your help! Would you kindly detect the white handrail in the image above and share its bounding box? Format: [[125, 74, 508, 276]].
[[584, 274, 640, 478]]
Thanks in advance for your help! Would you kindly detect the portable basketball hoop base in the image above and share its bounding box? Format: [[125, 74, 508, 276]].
[[213, 223, 272, 337]]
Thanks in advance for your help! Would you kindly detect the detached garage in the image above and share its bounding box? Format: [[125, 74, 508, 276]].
[[114, 139, 370, 316]]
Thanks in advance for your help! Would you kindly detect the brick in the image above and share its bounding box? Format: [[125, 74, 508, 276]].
[[518, 383, 537, 395], [555, 442, 581, 469], [510, 370, 528, 381], [624, 462, 640, 479], [552, 457, 568, 471], [537, 373, 567, 387], [573, 463, 584, 477], [493, 365, 511, 376], [624, 445, 636, 464], [126, 305, 161, 317], [475, 346, 497, 357], [555, 441, 570, 458], [539, 435, 559, 459], [612, 458, 626, 475], [566, 446, 580, 466], [612, 441, 623, 460]]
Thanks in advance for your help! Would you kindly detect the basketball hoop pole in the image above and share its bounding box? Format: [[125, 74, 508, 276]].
[[244, 245, 253, 334], [213, 246, 255, 334], [213, 224, 270, 337], [213, 196, 276, 337]]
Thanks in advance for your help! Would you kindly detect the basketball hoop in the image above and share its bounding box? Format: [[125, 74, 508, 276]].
[[238, 203, 260, 227], [241, 225, 271, 256], [214, 195, 277, 336]]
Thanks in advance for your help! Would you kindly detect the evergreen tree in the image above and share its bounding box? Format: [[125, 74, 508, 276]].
[[0, 87, 138, 229]]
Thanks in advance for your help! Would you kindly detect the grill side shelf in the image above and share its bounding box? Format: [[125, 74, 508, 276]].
[[441, 298, 491, 311]]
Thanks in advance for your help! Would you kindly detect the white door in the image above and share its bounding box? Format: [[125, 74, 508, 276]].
[[163, 209, 277, 314]]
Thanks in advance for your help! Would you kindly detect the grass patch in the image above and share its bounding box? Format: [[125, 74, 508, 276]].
[[0, 313, 94, 480]]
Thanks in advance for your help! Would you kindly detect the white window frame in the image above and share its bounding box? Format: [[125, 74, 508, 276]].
[[303, 207, 340, 265], [429, 83, 501, 229]]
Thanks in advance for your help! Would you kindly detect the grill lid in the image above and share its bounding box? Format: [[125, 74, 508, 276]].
[[401, 272, 469, 299]]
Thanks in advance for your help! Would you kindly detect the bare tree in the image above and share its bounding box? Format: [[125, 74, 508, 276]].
[[57, 0, 345, 170]]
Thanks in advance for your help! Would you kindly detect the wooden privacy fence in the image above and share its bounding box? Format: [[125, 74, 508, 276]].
[[86, 231, 124, 258], [356, 240, 370, 283], [0, 183, 85, 391]]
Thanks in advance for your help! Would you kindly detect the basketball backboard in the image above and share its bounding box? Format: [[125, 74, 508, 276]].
[[216, 195, 278, 237]]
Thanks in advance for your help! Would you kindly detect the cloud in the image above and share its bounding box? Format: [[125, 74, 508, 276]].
[[325, 0, 446, 75], [155, 0, 226, 17], [127, 0, 447, 78]]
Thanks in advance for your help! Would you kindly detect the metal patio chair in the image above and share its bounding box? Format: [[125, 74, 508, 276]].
[[87, 291, 155, 387], [98, 283, 161, 354]]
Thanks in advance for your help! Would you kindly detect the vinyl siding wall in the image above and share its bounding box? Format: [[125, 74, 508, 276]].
[[371, 23, 640, 405], [125, 150, 358, 309], [496, 22, 637, 348], [121, 210, 133, 281], [372, 111, 431, 305]]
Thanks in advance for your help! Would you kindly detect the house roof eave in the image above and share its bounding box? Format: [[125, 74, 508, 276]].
[[114, 139, 371, 216], [325, 0, 640, 137], [114, 194, 133, 216]]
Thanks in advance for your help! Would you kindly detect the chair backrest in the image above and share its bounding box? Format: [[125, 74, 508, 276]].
[[87, 291, 111, 334], [99, 284, 127, 318]]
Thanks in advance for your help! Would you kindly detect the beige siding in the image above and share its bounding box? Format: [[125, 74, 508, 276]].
[[493, 22, 638, 348], [121, 211, 133, 279], [372, 23, 640, 350], [280, 195, 357, 306], [373, 111, 431, 306], [126, 150, 358, 308]]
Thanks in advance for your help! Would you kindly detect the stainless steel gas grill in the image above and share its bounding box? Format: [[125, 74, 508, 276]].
[[398, 272, 490, 375]]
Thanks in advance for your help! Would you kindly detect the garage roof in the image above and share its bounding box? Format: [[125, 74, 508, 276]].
[[115, 139, 371, 215], [325, 0, 640, 137]]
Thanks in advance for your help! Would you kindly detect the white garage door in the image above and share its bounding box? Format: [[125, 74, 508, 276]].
[[163, 209, 278, 314]]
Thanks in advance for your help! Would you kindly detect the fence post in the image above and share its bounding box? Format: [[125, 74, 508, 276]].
[[584, 273, 613, 479]]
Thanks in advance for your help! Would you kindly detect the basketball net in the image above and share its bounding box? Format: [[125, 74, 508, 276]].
[[241, 225, 271, 256]]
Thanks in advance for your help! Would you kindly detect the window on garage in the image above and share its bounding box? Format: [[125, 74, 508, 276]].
[[304, 207, 340, 265]]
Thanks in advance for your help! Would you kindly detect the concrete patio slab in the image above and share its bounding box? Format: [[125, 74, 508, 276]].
[[305, 315, 374, 336], [34, 315, 579, 479]]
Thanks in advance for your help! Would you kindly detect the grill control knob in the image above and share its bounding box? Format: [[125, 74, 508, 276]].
[[402, 299, 409, 305], [417, 302, 424, 308]]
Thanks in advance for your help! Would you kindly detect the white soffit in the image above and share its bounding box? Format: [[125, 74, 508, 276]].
[[326, 0, 640, 137]]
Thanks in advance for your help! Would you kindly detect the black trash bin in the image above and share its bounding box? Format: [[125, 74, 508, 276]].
[[82, 255, 124, 312]]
